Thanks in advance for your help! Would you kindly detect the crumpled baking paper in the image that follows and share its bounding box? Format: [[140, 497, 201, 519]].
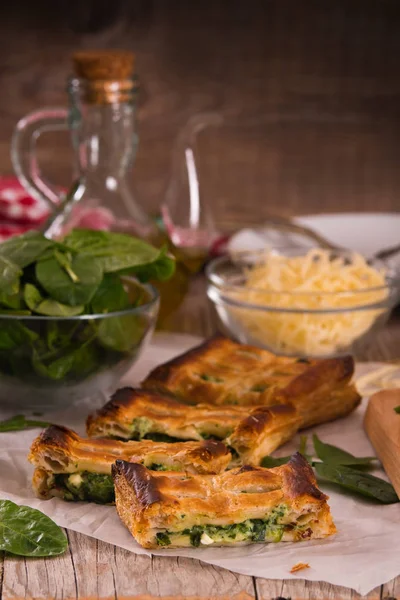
[[0, 332, 399, 595]]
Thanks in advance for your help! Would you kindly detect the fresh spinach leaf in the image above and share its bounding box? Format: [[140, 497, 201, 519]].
[[0, 292, 22, 310], [96, 314, 143, 353], [34, 298, 84, 317], [69, 342, 100, 377], [0, 229, 174, 386], [0, 256, 21, 295], [299, 435, 313, 463], [314, 462, 399, 504], [394, 406, 400, 414], [0, 321, 38, 350], [32, 350, 76, 380], [0, 499, 67, 556], [24, 283, 43, 311], [90, 274, 131, 314], [0, 415, 50, 432], [46, 321, 59, 351], [0, 309, 31, 316], [0, 232, 54, 268], [36, 255, 102, 306], [313, 434, 377, 467], [129, 247, 176, 282], [63, 229, 174, 277]]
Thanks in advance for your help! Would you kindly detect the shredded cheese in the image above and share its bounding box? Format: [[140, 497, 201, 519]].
[[228, 249, 388, 356]]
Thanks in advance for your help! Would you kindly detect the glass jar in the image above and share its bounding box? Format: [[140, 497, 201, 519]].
[[11, 50, 155, 241]]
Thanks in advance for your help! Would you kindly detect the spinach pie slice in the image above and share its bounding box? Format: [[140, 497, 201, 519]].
[[143, 336, 361, 427], [29, 425, 231, 503], [112, 452, 336, 549], [86, 388, 301, 466]]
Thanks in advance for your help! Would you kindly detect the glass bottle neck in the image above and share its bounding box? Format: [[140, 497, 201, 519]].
[[70, 102, 137, 179]]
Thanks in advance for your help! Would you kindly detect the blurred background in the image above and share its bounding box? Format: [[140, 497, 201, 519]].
[[0, 0, 399, 223]]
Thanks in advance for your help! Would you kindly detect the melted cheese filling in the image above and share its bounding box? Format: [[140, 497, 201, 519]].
[[152, 504, 318, 547]]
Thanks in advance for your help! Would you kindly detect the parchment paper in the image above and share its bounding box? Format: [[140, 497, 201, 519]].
[[0, 333, 399, 595]]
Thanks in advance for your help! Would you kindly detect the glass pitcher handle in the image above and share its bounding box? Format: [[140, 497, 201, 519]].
[[11, 108, 69, 208]]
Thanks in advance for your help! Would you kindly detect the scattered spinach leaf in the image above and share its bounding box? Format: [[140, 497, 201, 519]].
[[313, 434, 377, 467], [0, 415, 50, 432], [394, 406, 400, 414], [0, 499, 67, 556], [314, 462, 399, 504], [261, 455, 291, 468]]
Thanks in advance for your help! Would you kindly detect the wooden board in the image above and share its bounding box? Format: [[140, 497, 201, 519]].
[[364, 388, 400, 498]]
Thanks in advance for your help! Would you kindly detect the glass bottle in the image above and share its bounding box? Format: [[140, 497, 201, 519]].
[[11, 50, 156, 241]]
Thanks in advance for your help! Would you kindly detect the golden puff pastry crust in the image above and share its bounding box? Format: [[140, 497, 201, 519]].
[[226, 404, 301, 465], [112, 452, 336, 549], [86, 388, 302, 466], [29, 425, 231, 501], [86, 387, 248, 442], [143, 335, 361, 427]]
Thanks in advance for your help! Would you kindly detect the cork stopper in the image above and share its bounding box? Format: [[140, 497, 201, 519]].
[[72, 50, 135, 81], [71, 50, 136, 104]]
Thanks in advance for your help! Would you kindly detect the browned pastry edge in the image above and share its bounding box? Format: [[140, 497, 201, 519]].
[[233, 404, 298, 437], [142, 334, 228, 386], [142, 335, 356, 401], [29, 424, 231, 475], [275, 355, 355, 403], [86, 387, 183, 435], [112, 451, 326, 509]]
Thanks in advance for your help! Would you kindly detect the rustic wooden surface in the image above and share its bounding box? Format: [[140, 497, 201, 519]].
[[364, 389, 400, 498], [0, 277, 399, 600]]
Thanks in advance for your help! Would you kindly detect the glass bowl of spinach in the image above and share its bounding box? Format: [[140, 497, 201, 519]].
[[0, 229, 174, 409]]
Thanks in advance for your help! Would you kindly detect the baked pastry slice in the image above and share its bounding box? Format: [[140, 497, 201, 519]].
[[112, 452, 336, 549], [143, 336, 361, 427], [86, 387, 247, 442], [29, 425, 231, 503], [86, 387, 302, 466]]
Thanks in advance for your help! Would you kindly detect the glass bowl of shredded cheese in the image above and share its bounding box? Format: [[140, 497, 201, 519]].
[[206, 248, 400, 357]]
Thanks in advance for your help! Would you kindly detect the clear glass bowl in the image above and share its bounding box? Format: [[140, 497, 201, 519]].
[[206, 249, 400, 358], [0, 280, 159, 410]]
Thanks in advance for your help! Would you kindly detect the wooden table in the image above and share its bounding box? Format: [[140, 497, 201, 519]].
[[1, 277, 399, 600]]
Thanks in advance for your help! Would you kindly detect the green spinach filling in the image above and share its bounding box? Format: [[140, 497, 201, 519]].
[[130, 417, 183, 443], [54, 472, 115, 504], [129, 416, 228, 443], [156, 505, 289, 546], [53, 464, 180, 503]]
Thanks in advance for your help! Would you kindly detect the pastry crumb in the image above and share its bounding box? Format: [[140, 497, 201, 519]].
[[290, 562, 310, 574]]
